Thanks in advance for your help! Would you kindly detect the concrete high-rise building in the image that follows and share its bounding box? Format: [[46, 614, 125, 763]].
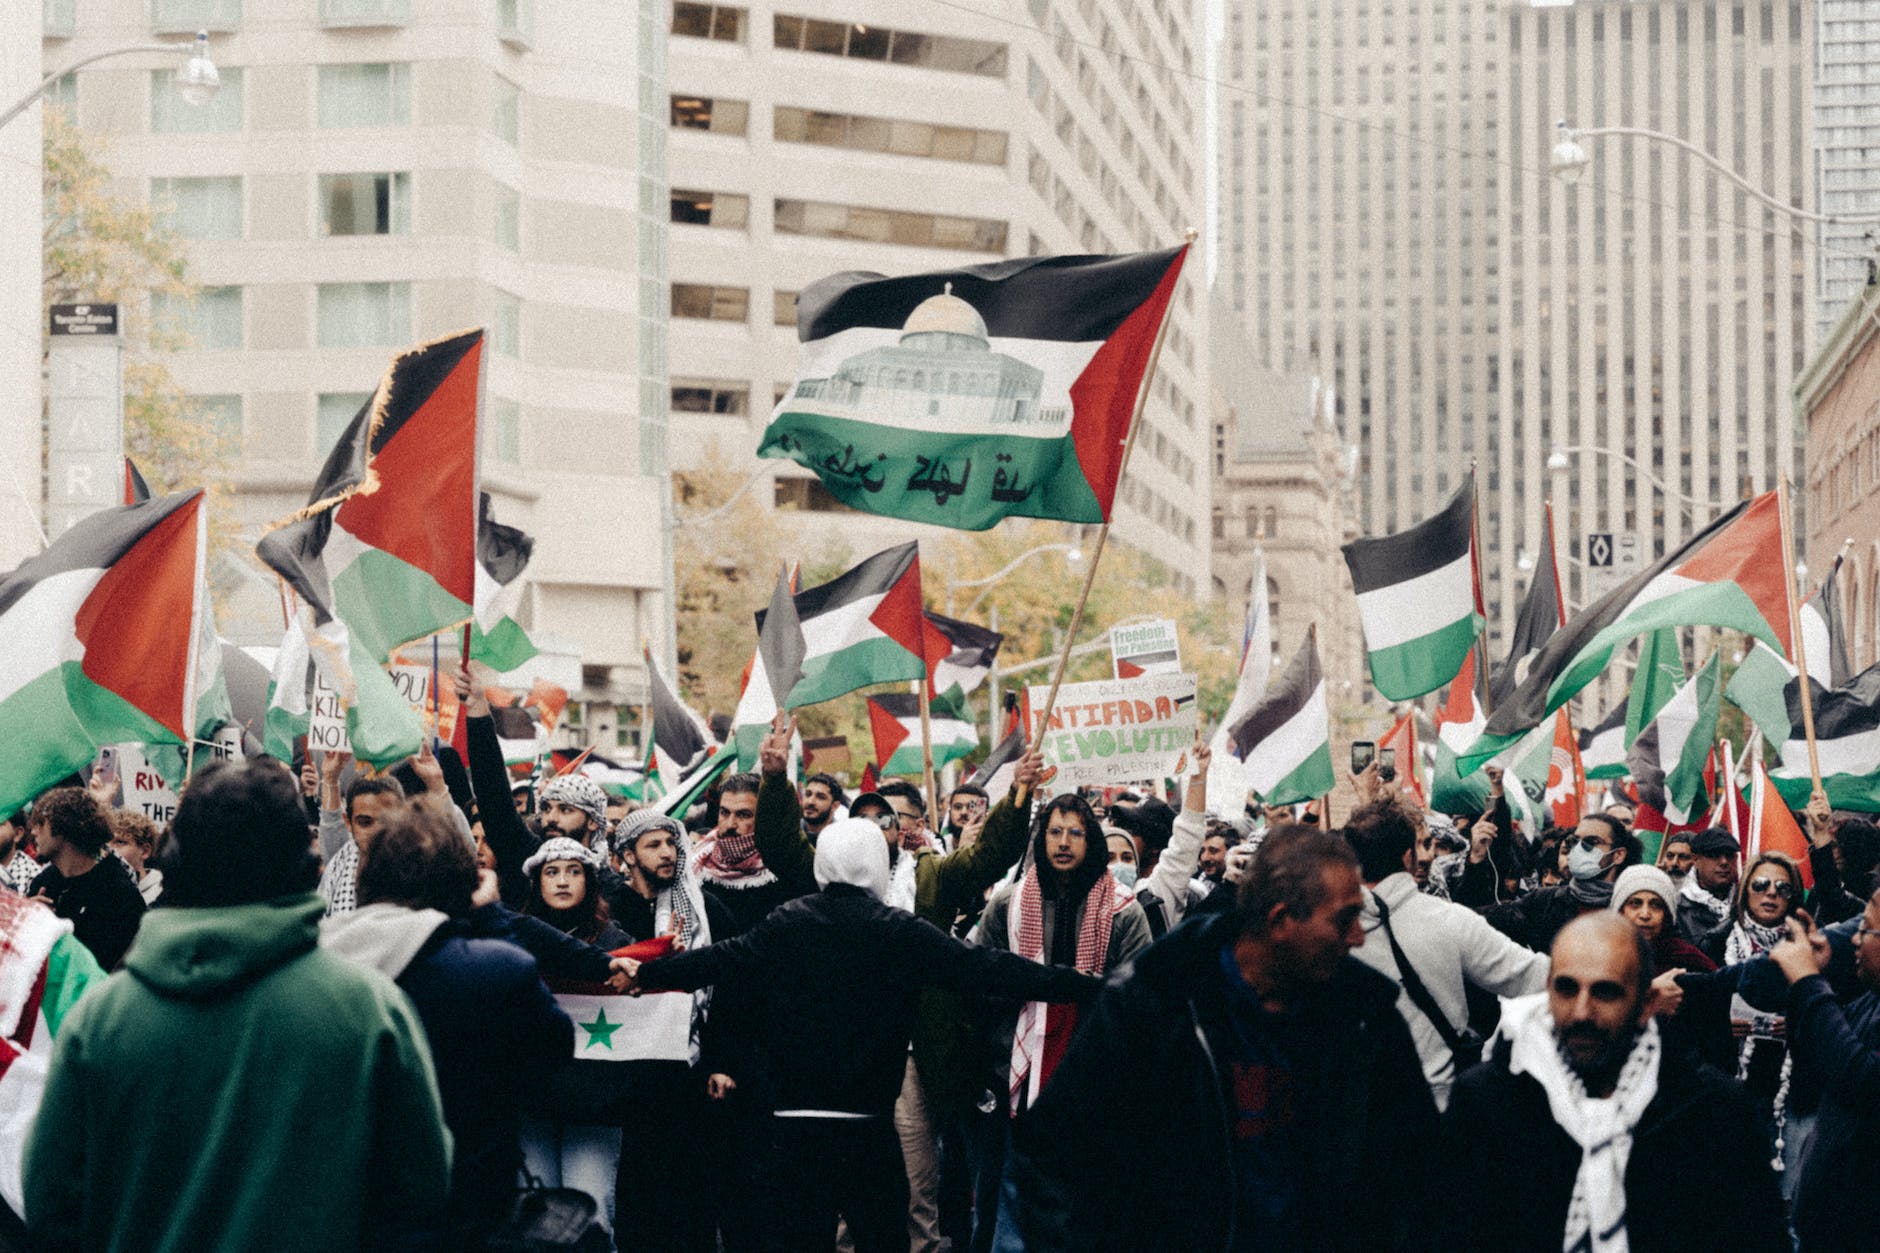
[[665, 0, 1212, 594], [45, 0, 675, 736], [2, 16, 44, 569], [1219, 0, 1507, 656], [1504, 0, 1814, 621], [1815, 0, 1880, 340]]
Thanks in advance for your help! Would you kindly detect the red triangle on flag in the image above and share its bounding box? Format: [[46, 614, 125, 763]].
[[866, 696, 912, 772], [867, 552, 929, 667], [1670, 491, 1791, 655]]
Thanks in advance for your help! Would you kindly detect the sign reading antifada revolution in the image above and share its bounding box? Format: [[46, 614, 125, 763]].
[[1023, 673, 1197, 788], [1110, 619, 1181, 678]]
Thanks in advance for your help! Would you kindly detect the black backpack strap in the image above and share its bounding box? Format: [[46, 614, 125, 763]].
[[1372, 892, 1470, 1059], [1135, 885, 1168, 938]]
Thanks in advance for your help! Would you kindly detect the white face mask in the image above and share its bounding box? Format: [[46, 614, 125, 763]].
[[1566, 842, 1610, 882], [1111, 863, 1138, 890]]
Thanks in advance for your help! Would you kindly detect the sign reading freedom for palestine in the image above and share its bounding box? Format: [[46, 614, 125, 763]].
[[1023, 673, 1197, 788], [1110, 618, 1181, 678]]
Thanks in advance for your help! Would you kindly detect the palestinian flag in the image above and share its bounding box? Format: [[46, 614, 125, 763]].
[[1342, 482, 1480, 701], [469, 493, 537, 674], [1490, 501, 1566, 709], [1625, 629, 1685, 750], [1726, 641, 1797, 745], [1380, 713, 1425, 807], [1430, 647, 1491, 815], [868, 690, 977, 777], [0, 894, 107, 1215], [1627, 651, 1722, 826], [760, 247, 1189, 530], [1461, 491, 1789, 773], [1226, 625, 1333, 806], [1771, 659, 1880, 812], [549, 935, 692, 1063], [1800, 553, 1851, 690], [1578, 702, 1628, 780], [753, 543, 928, 709], [645, 647, 713, 786], [1752, 755, 1814, 886], [257, 329, 484, 767], [859, 761, 880, 794], [263, 616, 313, 763], [969, 716, 1025, 804], [1206, 550, 1273, 815], [122, 457, 151, 505], [650, 745, 736, 821], [925, 612, 1003, 702], [0, 491, 215, 820]]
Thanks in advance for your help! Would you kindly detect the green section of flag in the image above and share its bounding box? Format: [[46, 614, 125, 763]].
[[789, 637, 927, 711], [1625, 629, 1684, 749], [1772, 771, 1880, 813], [0, 663, 177, 822], [1662, 652, 1723, 821], [1365, 615, 1480, 704], [1430, 739, 1492, 816], [471, 615, 538, 675], [1263, 741, 1335, 807], [758, 410, 1105, 532], [1725, 642, 1795, 745]]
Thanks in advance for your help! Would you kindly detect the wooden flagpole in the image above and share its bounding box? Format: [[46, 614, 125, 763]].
[[1034, 230, 1194, 737], [1470, 462, 1492, 719], [918, 678, 939, 820], [1776, 478, 1827, 805]]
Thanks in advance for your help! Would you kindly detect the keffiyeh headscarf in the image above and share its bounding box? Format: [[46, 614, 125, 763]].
[[539, 775, 609, 846], [1006, 856, 1124, 1115], [612, 810, 710, 952], [1497, 993, 1662, 1253], [691, 827, 775, 889]]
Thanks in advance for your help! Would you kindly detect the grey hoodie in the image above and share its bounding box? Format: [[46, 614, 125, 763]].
[[319, 903, 451, 979]]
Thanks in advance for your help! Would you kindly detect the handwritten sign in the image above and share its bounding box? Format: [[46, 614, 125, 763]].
[[386, 661, 459, 742], [116, 745, 179, 827], [1110, 619, 1181, 679], [1023, 673, 1197, 789], [309, 670, 351, 753]]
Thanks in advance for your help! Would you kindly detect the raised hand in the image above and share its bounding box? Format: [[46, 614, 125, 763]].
[[759, 711, 796, 777], [455, 662, 491, 718]]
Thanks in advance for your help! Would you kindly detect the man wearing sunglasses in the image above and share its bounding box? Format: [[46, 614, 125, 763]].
[[1483, 814, 1641, 955]]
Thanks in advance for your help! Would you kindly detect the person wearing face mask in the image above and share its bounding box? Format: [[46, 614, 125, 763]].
[[1482, 814, 1641, 955]]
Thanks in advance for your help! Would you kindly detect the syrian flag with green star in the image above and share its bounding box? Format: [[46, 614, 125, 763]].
[[549, 934, 692, 1062], [1226, 625, 1334, 806], [1460, 491, 1790, 773], [753, 542, 929, 709], [868, 690, 978, 776], [0, 490, 216, 820], [1342, 482, 1481, 701], [760, 247, 1188, 530], [257, 329, 484, 767]]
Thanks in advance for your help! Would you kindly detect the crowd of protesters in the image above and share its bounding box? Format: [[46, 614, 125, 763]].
[[0, 663, 1874, 1251]]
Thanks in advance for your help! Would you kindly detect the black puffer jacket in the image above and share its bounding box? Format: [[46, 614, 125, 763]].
[[997, 911, 1439, 1252]]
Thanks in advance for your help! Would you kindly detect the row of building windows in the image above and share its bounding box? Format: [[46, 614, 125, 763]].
[[671, 95, 1009, 167], [670, 189, 1008, 253], [1026, 61, 1178, 248], [149, 281, 522, 359], [670, 4, 1007, 78], [137, 389, 519, 463], [671, 283, 799, 327], [149, 172, 520, 251], [54, 0, 528, 38]]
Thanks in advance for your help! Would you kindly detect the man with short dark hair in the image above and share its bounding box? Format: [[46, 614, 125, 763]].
[[26, 789, 143, 971], [23, 760, 452, 1252], [1677, 827, 1740, 944], [1659, 832, 1695, 889], [996, 826, 1439, 1251], [1441, 913, 1786, 1251], [315, 754, 409, 917], [943, 784, 988, 845], [1193, 827, 1234, 898], [1484, 813, 1638, 954], [800, 772, 846, 838]]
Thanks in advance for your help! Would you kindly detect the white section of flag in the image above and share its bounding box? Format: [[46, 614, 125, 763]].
[[1352, 551, 1475, 650], [1244, 679, 1329, 797], [555, 991, 691, 1063]]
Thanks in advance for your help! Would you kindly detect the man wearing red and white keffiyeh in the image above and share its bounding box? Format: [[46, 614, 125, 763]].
[[976, 794, 1153, 1115]]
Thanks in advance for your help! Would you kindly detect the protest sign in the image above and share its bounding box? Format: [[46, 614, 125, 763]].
[[386, 659, 460, 742], [116, 745, 178, 827], [1110, 619, 1181, 678], [309, 670, 351, 753], [1024, 673, 1197, 788]]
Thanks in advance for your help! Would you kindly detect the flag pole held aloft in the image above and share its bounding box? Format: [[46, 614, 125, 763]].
[[1777, 477, 1826, 804]]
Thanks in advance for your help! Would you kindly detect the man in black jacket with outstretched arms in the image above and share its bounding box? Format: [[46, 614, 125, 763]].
[[623, 817, 1098, 1253]]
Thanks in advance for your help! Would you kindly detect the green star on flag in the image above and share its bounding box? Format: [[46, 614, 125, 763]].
[[579, 1009, 620, 1051]]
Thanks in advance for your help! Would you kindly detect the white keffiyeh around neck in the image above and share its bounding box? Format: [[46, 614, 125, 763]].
[[885, 847, 919, 913], [1498, 993, 1661, 1253], [1723, 917, 1785, 966]]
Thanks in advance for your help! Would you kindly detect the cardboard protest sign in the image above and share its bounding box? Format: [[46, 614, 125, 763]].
[[1023, 673, 1197, 788], [115, 745, 179, 827], [386, 659, 460, 742], [309, 669, 351, 753], [1110, 619, 1181, 678]]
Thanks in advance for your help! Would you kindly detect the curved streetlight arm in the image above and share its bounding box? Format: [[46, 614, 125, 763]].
[[1565, 124, 1880, 226], [0, 41, 198, 130], [1549, 443, 1721, 518], [953, 543, 1080, 616]]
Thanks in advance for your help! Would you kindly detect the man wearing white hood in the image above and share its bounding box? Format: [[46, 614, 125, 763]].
[[624, 818, 1100, 1253]]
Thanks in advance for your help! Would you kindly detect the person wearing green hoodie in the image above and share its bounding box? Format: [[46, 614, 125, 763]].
[[22, 758, 453, 1253]]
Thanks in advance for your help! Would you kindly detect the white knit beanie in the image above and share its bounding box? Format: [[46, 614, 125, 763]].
[[1610, 864, 1680, 922]]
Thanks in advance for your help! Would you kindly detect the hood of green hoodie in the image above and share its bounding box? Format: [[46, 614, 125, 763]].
[[126, 894, 325, 1001]]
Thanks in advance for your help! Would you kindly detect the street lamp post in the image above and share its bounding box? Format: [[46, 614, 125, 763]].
[[944, 541, 1082, 617], [1546, 443, 1724, 526], [1, 32, 219, 132]]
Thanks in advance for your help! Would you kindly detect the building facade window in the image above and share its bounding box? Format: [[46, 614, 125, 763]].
[[773, 197, 1006, 252], [152, 286, 243, 350], [670, 379, 749, 415], [772, 106, 1005, 163], [193, 393, 242, 443], [671, 283, 749, 321], [319, 172, 410, 236], [670, 95, 748, 134], [491, 290, 521, 357], [493, 185, 520, 250], [773, 290, 797, 326], [317, 63, 410, 128], [44, 72, 76, 113], [153, 0, 239, 32], [45, 0, 77, 37], [669, 188, 749, 228], [151, 66, 241, 131], [487, 396, 521, 463], [670, 2, 746, 41], [317, 391, 372, 448], [151, 176, 242, 240], [316, 281, 411, 347], [320, 0, 408, 25], [493, 75, 520, 145], [496, 0, 533, 44], [772, 15, 1006, 75]]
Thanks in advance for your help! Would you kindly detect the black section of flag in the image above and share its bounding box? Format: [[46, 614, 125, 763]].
[[1815, 557, 1853, 690], [477, 492, 533, 586], [646, 654, 710, 773], [797, 248, 1186, 344], [1490, 548, 1563, 709], [755, 542, 917, 629], [1340, 483, 1473, 593], [0, 492, 198, 618], [758, 566, 807, 708], [1578, 701, 1625, 754], [969, 724, 1025, 789], [1785, 659, 1880, 741], [1228, 626, 1322, 761]]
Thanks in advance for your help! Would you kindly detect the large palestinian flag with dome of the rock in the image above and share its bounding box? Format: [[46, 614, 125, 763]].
[[758, 246, 1188, 530]]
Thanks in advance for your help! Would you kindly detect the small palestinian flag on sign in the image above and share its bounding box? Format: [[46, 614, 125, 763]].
[[868, 691, 978, 777], [1342, 482, 1480, 701], [754, 543, 928, 709], [1226, 625, 1334, 807], [1462, 491, 1789, 773], [0, 491, 213, 820], [760, 247, 1189, 530]]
